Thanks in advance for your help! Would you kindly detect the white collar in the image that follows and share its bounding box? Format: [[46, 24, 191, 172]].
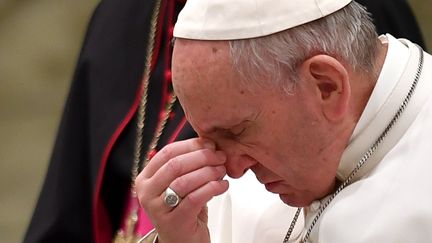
[[337, 34, 423, 181], [350, 34, 409, 142], [304, 36, 429, 242]]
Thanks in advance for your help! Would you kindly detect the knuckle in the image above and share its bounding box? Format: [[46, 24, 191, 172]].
[[137, 194, 147, 209], [135, 172, 143, 182], [184, 193, 201, 207], [136, 184, 150, 206], [159, 146, 173, 161], [172, 176, 188, 193], [166, 157, 183, 177]]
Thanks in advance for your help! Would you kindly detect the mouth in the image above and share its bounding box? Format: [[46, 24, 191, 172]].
[[264, 180, 285, 194], [263, 181, 302, 206]]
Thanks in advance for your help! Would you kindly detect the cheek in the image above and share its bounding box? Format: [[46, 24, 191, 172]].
[[256, 127, 312, 180]]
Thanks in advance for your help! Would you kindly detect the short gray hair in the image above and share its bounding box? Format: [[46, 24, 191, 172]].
[[229, 1, 379, 93]]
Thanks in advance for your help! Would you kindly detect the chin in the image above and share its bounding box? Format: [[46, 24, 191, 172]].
[[279, 194, 314, 207]]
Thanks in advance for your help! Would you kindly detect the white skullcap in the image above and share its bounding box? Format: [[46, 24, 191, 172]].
[[174, 0, 352, 40]]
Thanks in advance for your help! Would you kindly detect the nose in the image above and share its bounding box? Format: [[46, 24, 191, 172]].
[[225, 154, 258, 178], [200, 133, 258, 179]]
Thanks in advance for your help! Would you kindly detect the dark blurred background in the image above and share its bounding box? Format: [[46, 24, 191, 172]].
[[0, 0, 430, 242]]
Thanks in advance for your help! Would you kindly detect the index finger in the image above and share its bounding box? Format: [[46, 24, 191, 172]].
[[140, 137, 215, 178]]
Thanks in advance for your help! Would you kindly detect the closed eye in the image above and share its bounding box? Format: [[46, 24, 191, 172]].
[[225, 121, 250, 138], [230, 126, 246, 137]]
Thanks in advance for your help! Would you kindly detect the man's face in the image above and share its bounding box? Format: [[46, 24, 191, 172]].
[[172, 39, 341, 207]]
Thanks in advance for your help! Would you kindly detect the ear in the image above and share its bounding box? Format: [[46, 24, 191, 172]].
[[298, 55, 351, 122]]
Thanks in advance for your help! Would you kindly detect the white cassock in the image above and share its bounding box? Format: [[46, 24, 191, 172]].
[[300, 34, 432, 242], [208, 171, 303, 243]]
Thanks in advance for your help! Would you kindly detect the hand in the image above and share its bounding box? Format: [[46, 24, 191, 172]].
[[135, 138, 229, 243]]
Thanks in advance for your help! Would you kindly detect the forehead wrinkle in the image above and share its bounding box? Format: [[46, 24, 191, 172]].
[[175, 45, 234, 101], [174, 39, 258, 133]]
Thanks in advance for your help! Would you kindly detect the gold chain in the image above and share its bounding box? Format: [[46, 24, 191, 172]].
[[141, 94, 177, 171], [114, 0, 178, 242], [131, 0, 162, 185]]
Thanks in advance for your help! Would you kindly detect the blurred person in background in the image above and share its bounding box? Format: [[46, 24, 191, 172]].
[[23, 0, 426, 242], [23, 0, 298, 242]]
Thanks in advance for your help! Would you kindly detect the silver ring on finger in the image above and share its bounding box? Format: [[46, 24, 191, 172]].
[[164, 187, 181, 208]]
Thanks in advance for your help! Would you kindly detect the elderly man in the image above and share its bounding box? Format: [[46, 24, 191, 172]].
[[136, 0, 432, 242]]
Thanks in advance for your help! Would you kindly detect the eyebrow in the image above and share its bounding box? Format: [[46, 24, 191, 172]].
[[199, 111, 259, 134]]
